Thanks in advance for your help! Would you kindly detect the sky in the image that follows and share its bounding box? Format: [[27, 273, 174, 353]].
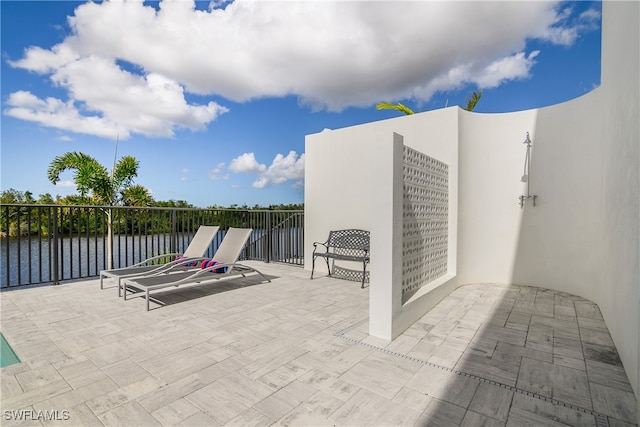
[[1, 0, 602, 208]]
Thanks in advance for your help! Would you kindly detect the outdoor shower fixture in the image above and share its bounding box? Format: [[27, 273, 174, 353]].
[[519, 132, 537, 208]]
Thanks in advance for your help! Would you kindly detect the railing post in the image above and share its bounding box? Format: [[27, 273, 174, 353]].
[[265, 211, 271, 263], [244, 210, 250, 229], [2, 205, 9, 287], [107, 207, 114, 270], [170, 210, 177, 254], [0, 205, 304, 288], [52, 206, 60, 285]]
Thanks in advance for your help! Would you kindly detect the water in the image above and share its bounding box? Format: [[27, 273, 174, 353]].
[[0, 332, 20, 367], [0, 233, 187, 288], [0, 228, 303, 287]]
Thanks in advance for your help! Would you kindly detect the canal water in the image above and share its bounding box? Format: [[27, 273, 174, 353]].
[[1, 229, 300, 287], [1, 233, 195, 288]]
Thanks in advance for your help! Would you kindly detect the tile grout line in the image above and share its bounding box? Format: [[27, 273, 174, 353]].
[[510, 294, 527, 427], [335, 320, 611, 426]]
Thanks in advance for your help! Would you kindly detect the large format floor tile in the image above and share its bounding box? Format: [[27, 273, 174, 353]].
[[1, 263, 637, 426]]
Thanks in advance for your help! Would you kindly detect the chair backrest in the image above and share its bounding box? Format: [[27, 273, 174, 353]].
[[327, 229, 370, 250], [183, 226, 220, 257], [212, 227, 253, 265]]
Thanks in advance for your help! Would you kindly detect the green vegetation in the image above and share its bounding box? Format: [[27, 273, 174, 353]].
[[47, 151, 143, 205], [464, 91, 483, 112], [375, 102, 416, 115], [376, 90, 483, 115], [1, 189, 303, 211], [0, 188, 304, 239], [47, 151, 143, 269], [1, 150, 302, 242]]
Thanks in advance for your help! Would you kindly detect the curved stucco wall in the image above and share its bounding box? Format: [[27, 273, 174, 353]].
[[304, 0, 638, 415], [456, 107, 539, 285], [598, 3, 639, 415], [456, 88, 606, 295], [456, 1, 638, 407]]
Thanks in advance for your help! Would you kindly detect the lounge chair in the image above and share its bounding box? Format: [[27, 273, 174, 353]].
[[100, 225, 219, 296], [122, 227, 270, 311]]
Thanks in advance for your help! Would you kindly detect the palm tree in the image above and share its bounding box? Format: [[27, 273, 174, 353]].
[[464, 90, 483, 112], [122, 184, 153, 207], [47, 152, 140, 269], [375, 102, 416, 115], [376, 90, 483, 115]]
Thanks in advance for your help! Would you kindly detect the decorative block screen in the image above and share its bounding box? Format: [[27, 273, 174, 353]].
[[402, 146, 449, 298]]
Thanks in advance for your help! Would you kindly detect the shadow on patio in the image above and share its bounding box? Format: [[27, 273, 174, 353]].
[[0, 262, 637, 426], [341, 283, 637, 426]]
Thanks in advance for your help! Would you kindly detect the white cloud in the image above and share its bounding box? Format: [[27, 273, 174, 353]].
[[55, 180, 76, 188], [180, 167, 191, 182], [252, 151, 305, 189], [532, 6, 601, 47], [579, 8, 601, 25], [208, 162, 229, 181], [473, 51, 540, 89], [229, 151, 305, 189], [5, 55, 228, 139], [228, 153, 266, 174], [4, 90, 128, 139], [410, 50, 540, 101], [5, 0, 599, 136]]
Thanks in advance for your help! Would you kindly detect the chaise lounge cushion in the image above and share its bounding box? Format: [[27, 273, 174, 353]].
[[200, 259, 228, 273]]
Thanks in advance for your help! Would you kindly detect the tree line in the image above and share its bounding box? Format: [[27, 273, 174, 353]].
[[1, 151, 302, 248], [0, 188, 302, 211], [1, 189, 303, 239]]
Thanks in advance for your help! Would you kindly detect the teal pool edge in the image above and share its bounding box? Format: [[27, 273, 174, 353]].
[[1, 332, 21, 367]]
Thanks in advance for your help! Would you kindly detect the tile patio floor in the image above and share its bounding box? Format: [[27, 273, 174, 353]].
[[0, 262, 637, 426]]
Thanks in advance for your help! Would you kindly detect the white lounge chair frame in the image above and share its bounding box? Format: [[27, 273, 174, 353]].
[[122, 227, 270, 311], [100, 225, 219, 296]]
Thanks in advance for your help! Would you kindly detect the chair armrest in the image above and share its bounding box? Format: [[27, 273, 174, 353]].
[[312, 241, 329, 255], [131, 252, 181, 267], [136, 256, 209, 276], [168, 256, 209, 268]]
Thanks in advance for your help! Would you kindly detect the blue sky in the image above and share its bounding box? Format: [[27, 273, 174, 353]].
[[1, 0, 601, 208]]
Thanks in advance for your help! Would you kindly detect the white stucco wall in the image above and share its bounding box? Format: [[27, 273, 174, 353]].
[[598, 1, 639, 417], [455, 0, 640, 412], [456, 108, 539, 285], [304, 108, 459, 253], [304, 126, 378, 243], [509, 90, 606, 294], [464, 1, 638, 409], [304, 0, 639, 415], [456, 2, 638, 409], [305, 108, 459, 339]]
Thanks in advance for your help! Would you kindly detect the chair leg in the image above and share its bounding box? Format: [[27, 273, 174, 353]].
[[256, 270, 271, 283], [324, 258, 331, 276], [361, 261, 369, 289], [311, 256, 316, 279]]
